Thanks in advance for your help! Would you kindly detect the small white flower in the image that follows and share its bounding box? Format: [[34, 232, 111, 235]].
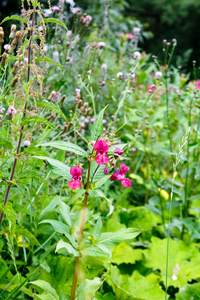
[[101, 63, 107, 72], [131, 73, 135, 79], [24, 140, 31, 147], [4, 44, 11, 51], [117, 72, 123, 79], [134, 51, 141, 60], [72, 7, 81, 14], [155, 71, 162, 79], [134, 27, 141, 34]]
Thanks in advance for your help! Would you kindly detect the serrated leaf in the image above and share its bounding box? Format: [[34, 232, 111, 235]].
[[176, 283, 200, 299], [0, 136, 13, 149], [82, 246, 108, 258], [35, 57, 64, 71], [97, 227, 141, 249], [15, 225, 41, 247], [39, 141, 87, 157], [56, 240, 79, 256], [34, 156, 71, 179], [90, 106, 108, 141], [24, 146, 49, 156], [0, 15, 28, 25], [30, 280, 59, 300], [93, 175, 111, 189], [111, 242, 143, 265], [39, 219, 69, 234], [92, 217, 102, 240], [3, 202, 16, 240], [37, 101, 67, 121], [21, 116, 55, 129], [18, 170, 48, 186]]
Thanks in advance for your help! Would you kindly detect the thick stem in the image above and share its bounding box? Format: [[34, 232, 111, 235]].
[[70, 159, 92, 300], [0, 10, 36, 227]]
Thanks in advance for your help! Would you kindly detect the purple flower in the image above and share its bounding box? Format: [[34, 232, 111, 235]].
[[24, 140, 31, 147], [6, 106, 16, 117], [114, 147, 124, 159], [134, 51, 141, 60], [104, 166, 109, 175], [117, 72, 123, 79], [72, 7, 81, 14], [98, 42, 105, 49], [52, 6, 60, 12]]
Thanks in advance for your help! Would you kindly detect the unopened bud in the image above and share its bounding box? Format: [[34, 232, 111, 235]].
[[60, 95, 66, 103], [68, 121, 73, 128], [78, 99, 83, 108], [12, 61, 19, 74], [11, 76, 19, 87], [1, 53, 7, 66], [83, 102, 88, 109], [85, 107, 91, 115]]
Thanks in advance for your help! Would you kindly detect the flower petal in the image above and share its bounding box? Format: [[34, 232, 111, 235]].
[[121, 178, 132, 187], [70, 166, 82, 176], [68, 180, 82, 190], [94, 139, 109, 155], [95, 155, 109, 165], [120, 164, 129, 175]]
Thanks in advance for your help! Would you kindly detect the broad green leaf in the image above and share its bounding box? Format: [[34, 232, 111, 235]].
[[111, 242, 143, 265], [43, 18, 67, 30], [56, 240, 79, 257], [35, 57, 64, 71], [144, 237, 200, 287], [39, 220, 69, 234], [24, 146, 49, 157], [15, 225, 41, 247], [78, 278, 102, 300], [0, 15, 28, 25], [153, 145, 176, 156], [176, 283, 200, 299], [92, 217, 102, 240], [96, 244, 112, 260], [18, 170, 47, 186], [82, 246, 109, 258], [21, 116, 55, 129], [90, 106, 107, 141], [90, 161, 106, 181], [37, 101, 67, 121], [97, 227, 141, 249], [93, 175, 111, 189], [30, 280, 59, 300], [58, 201, 71, 228], [34, 156, 71, 179], [39, 141, 87, 157], [0, 136, 13, 149], [90, 189, 114, 216]]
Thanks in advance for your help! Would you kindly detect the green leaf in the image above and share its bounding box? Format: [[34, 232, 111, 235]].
[[37, 101, 67, 121], [111, 242, 143, 265], [18, 170, 48, 186], [3, 202, 16, 240], [153, 145, 176, 156], [176, 283, 200, 299], [90, 106, 108, 141], [30, 280, 59, 300], [39, 219, 69, 234], [58, 201, 71, 228], [90, 189, 114, 216], [43, 18, 67, 30], [34, 156, 71, 180], [56, 240, 79, 257], [15, 225, 41, 247], [0, 15, 28, 25], [35, 57, 64, 71], [21, 116, 55, 129], [39, 141, 87, 157], [97, 227, 141, 249], [92, 217, 102, 240], [24, 146, 49, 157], [0, 136, 13, 149], [90, 161, 106, 181], [93, 175, 111, 189], [78, 277, 102, 300], [82, 246, 109, 258]]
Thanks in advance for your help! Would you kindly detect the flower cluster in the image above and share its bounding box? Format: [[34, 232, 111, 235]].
[[68, 166, 82, 189]]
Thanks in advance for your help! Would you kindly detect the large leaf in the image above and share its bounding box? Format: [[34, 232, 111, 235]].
[[35, 57, 64, 71], [39, 141, 87, 157], [0, 15, 27, 25], [90, 106, 107, 141], [37, 101, 67, 121], [144, 237, 200, 287], [34, 156, 71, 179], [43, 18, 67, 30], [111, 242, 143, 265], [97, 227, 141, 249], [78, 277, 102, 300], [30, 280, 59, 300], [15, 225, 41, 247], [176, 282, 200, 299], [56, 240, 79, 257], [58, 201, 71, 228]]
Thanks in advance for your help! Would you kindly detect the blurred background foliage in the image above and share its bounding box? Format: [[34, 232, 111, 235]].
[[1, 0, 200, 75]]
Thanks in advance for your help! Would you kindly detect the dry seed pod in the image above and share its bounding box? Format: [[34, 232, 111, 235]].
[[12, 61, 20, 74], [78, 99, 83, 108], [85, 107, 91, 115], [11, 77, 19, 87], [60, 95, 66, 103], [0, 28, 4, 43], [68, 121, 73, 129], [1, 53, 7, 66], [9, 24, 17, 39]]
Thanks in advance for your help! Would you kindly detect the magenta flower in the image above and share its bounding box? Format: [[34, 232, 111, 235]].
[[197, 80, 200, 90], [104, 166, 109, 175], [114, 147, 124, 159], [110, 164, 132, 187], [68, 166, 82, 190], [94, 139, 109, 165]]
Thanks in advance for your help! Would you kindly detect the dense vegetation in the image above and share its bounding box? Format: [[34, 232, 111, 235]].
[[0, 0, 200, 299]]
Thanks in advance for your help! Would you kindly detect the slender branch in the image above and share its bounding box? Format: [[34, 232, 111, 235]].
[[0, 9, 36, 227], [70, 159, 92, 300]]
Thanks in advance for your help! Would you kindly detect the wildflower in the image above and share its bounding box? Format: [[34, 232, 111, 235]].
[[104, 166, 109, 175], [66, 30, 72, 38], [85, 15, 92, 23], [24, 140, 31, 147], [4, 44, 11, 51], [196, 81, 200, 90], [66, 56, 73, 63], [52, 6, 60, 12], [134, 51, 141, 60], [101, 63, 107, 72], [155, 71, 162, 79], [0, 108, 5, 114], [72, 7, 81, 14], [94, 139, 109, 165], [131, 73, 135, 79], [117, 72, 123, 79], [6, 105, 16, 117], [98, 42, 105, 49], [128, 33, 134, 39], [68, 166, 82, 189], [133, 27, 140, 34], [110, 164, 132, 187], [147, 84, 156, 94], [114, 147, 124, 159], [130, 147, 136, 152]]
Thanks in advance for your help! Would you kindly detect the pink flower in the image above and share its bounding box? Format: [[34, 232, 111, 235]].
[[110, 164, 132, 187], [147, 84, 156, 95], [68, 166, 82, 190], [94, 139, 109, 165], [72, 7, 81, 14], [197, 80, 200, 90], [114, 147, 124, 159], [104, 166, 109, 175], [128, 33, 134, 39], [52, 6, 60, 12], [98, 42, 105, 49]]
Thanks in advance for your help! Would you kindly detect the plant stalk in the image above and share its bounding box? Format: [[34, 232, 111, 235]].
[[0, 10, 36, 227], [70, 159, 92, 300]]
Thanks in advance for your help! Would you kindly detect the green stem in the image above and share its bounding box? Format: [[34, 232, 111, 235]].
[[70, 159, 92, 300]]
